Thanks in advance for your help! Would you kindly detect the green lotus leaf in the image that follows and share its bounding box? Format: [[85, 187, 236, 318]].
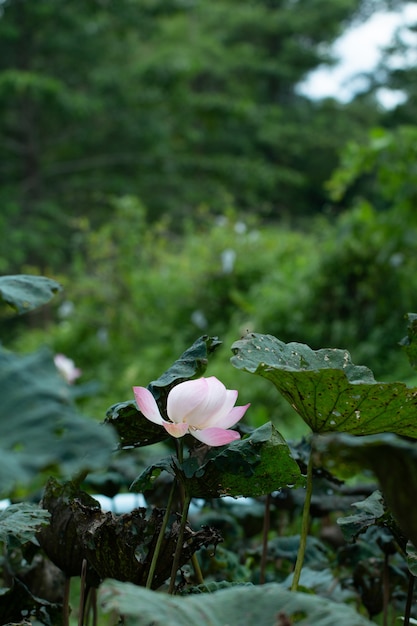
[[335, 490, 401, 544], [105, 400, 169, 448], [99, 579, 374, 626], [0, 503, 50, 545], [148, 335, 222, 403], [0, 274, 61, 315], [314, 432, 417, 548], [181, 422, 304, 498], [130, 457, 174, 493], [0, 578, 61, 625], [231, 333, 417, 437], [131, 423, 304, 498], [0, 347, 117, 495]]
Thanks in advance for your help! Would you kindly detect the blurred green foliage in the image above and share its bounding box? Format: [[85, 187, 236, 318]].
[[7, 187, 417, 436], [0, 0, 383, 274]]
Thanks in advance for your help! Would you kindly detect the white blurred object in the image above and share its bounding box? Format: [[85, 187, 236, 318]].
[[54, 353, 82, 384], [57, 300, 74, 319], [93, 493, 147, 513], [191, 309, 208, 329], [93, 493, 255, 514], [221, 248, 236, 274], [234, 221, 247, 235]]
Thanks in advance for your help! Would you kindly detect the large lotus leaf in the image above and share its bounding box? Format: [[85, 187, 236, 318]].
[[99, 579, 374, 626], [0, 347, 117, 495], [131, 456, 175, 493], [105, 400, 169, 448], [0, 578, 61, 625], [336, 490, 386, 543], [148, 335, 222, 403], [0, 274, 61, 315], [106, 336, 222, 447], [0, 450, 28, 495], [314, 433, 417, 548], [181, 422, 304, 498], [284, 566, 355, 603], [132, 423, 304, 498], [0, 503, 50, 545], [231, 333, 417, 437]]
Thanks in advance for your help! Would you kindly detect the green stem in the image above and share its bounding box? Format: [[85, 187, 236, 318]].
[[175, 439, 204, 585], [382, 553, 389, 626], [90, 588, 98, 626], [176, 439, 184, 464], [62, 577, 71, 626], [404, 573, 415, 626], [291, 447, 314, 591], [191, 552, 204, 586], [78, 559, 87, 626], [260, 493, 271, 584], [168, 491, 192, 594], [145, 478, 177, 589]]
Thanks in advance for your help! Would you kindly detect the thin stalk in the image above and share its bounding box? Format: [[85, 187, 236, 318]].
[[404, 573, 415, 626], [175, 438, 204, 586], [86, 588, 97, 626], [62, 577, 71, 626], [145, 478, 177, 589], [84, 588, 91, 626], [382, 553, 389, 626], [168, 491, 192, 594], [91, 588, 97, 626], [176, 439, 184, 465], [84, 587, 91, 626], [191, 552, 204, 586], [260, 493, 271, 584], [291, 448, 314, 591], [78, 559, 88, 626]]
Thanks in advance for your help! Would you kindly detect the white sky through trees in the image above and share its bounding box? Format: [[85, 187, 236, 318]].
[[300, 2, 417, 106]]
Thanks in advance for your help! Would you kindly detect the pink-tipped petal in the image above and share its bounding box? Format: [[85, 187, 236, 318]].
[[133, 386, 163, 425], [162, 421, 190, 438], [185, 377, 235, 428], [214, 403, 251, 430], [167, 378, 208, 424], [191, 427, 241, 447], [200, 388, 241, 429]]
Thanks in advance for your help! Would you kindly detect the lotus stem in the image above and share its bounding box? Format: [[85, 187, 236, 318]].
[[291, 446, 314, 591], [191, 551, 204, 586], [383, 553, 389, 626], [62, 577, 70, 626], [404, 573, 415, 626], [168, 491, 192, 594], [145, 478, 176, 589], [176, 439, 184, 464], [260, 493, 271, 584], [78, 559, 87, 626], [175, 439, 204, 585]]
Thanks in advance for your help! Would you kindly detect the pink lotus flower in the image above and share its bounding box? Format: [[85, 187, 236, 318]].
[[133, 376, 250, 446]]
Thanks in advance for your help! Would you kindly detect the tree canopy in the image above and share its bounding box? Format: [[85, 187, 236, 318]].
[[0, 0, 387, 273]]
